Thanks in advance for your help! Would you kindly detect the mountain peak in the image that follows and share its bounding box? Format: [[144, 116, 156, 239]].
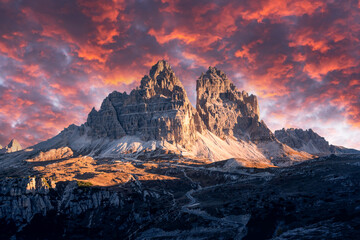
[[149, 60, 171, 77], [0, 138, 23, 153], [140, 60, 183, 93], [196, 67, 269, 141], [8, 139, 22, 149], [205, 66, 228, 81], [86, 60, 199, 148]]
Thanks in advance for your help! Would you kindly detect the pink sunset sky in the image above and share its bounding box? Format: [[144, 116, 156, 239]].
[[0, 0, 359, 149]]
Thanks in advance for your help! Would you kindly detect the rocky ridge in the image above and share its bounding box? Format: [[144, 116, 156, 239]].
[[275, 128, 360, 155]]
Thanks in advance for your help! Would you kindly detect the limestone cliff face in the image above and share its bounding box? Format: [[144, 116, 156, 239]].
[[196, 67, 274, 141], [86, 60, 203, 149]]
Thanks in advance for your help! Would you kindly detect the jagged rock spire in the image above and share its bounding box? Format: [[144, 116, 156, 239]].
[[148, 60, 172, 80], [139, 60, 186, 100], [196, 66, 273, 141], [86, 60, 202, 148]]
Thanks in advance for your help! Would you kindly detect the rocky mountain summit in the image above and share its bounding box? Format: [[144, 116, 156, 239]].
[[86, 60, 203, 149], [197, 67, 274, 142], [275, 128, 360, 155], [8, 60, 311, 167], [0, 139, 22, 154], [194, 66, 311, 165]]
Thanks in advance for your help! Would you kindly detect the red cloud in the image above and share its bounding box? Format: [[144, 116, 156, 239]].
[[0, 0, 359, 149], [227, 0, 326, 22]]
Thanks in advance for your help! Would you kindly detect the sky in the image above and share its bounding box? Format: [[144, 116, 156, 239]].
[[0, 0, 359, 149]]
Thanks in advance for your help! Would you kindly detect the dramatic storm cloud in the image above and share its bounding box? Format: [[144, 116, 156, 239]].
[[0, 0, 359, 148]]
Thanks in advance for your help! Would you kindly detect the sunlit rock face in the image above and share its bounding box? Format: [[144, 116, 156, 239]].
[[0, 139, 22, 154], [196, 67, 274, 142], [26, 147, 73, 162], [86, 60, 204, 149]]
